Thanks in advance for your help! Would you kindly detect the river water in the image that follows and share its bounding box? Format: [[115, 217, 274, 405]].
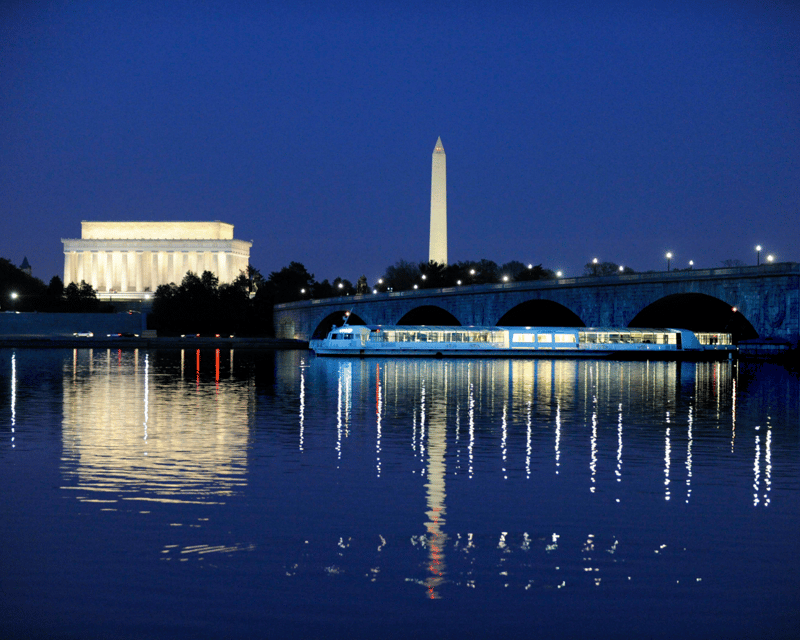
[[1, 348, 798, 639]]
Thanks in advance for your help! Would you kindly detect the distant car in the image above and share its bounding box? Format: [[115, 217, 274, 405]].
[[73, 331, 93, 337], [120, 332, 139, 337]]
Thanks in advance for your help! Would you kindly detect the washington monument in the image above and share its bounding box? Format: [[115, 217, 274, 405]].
[[429, 137, 447, 264]]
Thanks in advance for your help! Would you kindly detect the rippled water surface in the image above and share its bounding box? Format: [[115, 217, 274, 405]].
[[1, 348, 799, 639]]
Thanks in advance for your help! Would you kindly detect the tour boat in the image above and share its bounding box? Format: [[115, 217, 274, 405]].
[[310, 325, 735, 358]]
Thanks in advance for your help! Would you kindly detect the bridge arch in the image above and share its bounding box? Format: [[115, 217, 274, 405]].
[[628, 293, 758, 341], [397, 305, 462, 325], [497, 299, 585, 327], [310, 310, 369, 339]]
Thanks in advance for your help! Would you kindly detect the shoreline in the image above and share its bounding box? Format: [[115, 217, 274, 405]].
[[0, 336, 309, 350]]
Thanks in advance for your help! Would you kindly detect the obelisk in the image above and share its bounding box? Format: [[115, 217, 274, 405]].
[[429, 137, 447, 265]]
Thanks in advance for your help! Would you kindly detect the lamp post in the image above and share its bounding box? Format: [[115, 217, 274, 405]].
[[10, 291, 18, 311], [666, 252, 673, 271], [767, 254, 774, 263], [689, 260, 694, 270], [756, 245, 762, 266]]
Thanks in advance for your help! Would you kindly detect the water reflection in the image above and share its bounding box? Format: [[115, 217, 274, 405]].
[[60, 348, 252, 505], [4, 349, 797, 604]]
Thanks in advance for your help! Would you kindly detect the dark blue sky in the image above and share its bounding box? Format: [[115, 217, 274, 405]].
[[2, 0, 798, 285]]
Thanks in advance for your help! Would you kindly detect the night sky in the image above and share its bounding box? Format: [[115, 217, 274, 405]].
[[2, 0, 798, 286]]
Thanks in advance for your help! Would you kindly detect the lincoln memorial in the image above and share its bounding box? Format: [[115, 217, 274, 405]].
[[62, 221, 252, 298]]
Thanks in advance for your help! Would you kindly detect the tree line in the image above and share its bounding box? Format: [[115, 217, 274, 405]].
[[0, 258, 108, 313]]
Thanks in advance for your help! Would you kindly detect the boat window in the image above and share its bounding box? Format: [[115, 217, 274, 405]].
[[554, 333, 575, 343], [513, 334, 535, 343], [537, 334, 553, 343]]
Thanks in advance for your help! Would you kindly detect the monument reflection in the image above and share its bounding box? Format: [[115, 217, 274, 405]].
[[60, 348, 253, 504]]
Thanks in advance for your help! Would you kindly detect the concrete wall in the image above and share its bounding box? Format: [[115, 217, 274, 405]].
[[274, 263, 800, 345], [0, 311, 144, 337]]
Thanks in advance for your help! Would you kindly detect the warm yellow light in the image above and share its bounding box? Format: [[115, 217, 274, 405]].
[[767, 254, 774, 262]]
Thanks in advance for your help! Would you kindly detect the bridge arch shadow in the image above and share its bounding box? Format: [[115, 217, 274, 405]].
[[497, 300, 585, 327], [629, 293, 758, 342], [397, 305, 461, 325], [311, 310, 367, 339]]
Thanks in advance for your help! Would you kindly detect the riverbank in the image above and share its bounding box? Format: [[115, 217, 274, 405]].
[[0, 335, 308, 350]]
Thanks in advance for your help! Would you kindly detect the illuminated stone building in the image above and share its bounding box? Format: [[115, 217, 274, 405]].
[[429, 137, 448, 265], [62, 221, 251, 298]]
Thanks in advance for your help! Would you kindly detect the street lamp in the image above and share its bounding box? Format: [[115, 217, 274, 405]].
[[756, 245, 762, 266], [618, 265, 624, 272], [502, 275, 509, 282], [556, 270, 563, 278], [767, 254, 774, 263], [689, 260, 694, 269], [666, 252, 673, 271]]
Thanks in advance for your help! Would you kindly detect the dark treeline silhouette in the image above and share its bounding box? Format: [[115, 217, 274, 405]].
[[377, 259, 558, 292], [151, 269, 272, 336], [0, 257, 108, 312]]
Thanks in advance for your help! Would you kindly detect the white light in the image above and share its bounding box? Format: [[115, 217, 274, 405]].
[[413, 284, 418, 289], [338, 283, 344, 288], [756, 245, 762, 252], [421, 274, 427, 280], [592, 258, 598, 264], [502, 275, 509, 282], [528, 263, 533, 269], [666, 252, 673, 259], [456, 280, 462, 285], [378, 278, 383, 284], [300, 288, 306, 294], [618, 265, 624, 272], [11, 292, 18, 299], [470, 269, 476, 275], [556, 271, 563, 277], [767, 255, 774, 262], [372, 289, 377, 294], [689, 260, 694, 266]]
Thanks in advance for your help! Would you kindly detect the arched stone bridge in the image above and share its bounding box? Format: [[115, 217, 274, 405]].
[[274, 263, 799, 345]]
